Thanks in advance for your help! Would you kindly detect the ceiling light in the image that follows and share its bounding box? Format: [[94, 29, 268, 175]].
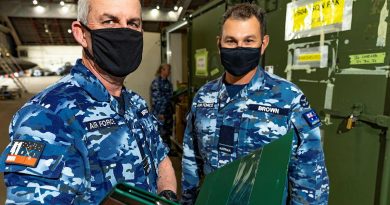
[[45, 29, 49, 33], [32, 0, 38, 5], [60, 6, 69, 14], [156, 5, 160, 10], [151, 8, 159, 17], [60, 1, 65, 6], [34, 5, 45, 13], [174, 6, 178, 11], [178, 6, 183, 13], [168, 11, 176, 18], [67, 29, 72, 33]]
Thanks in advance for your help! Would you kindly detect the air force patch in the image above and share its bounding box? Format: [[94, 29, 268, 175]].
[[85, 118, 117, 131], [5, 140, 45, 167], [303, 110, 321, 127]]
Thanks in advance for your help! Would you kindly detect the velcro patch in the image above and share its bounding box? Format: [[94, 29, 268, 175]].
[[248, 104, 289, 116], [218, 125, 235, 154], [197, 102, 215, 108], [6, 140, 45, 167], [137, 108, 149, 118], [303, 110, 321, 127], [300, 95, 310, 108], [85, 118, 117, 131]]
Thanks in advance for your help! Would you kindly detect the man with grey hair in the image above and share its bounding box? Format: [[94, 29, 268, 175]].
[[0, 0, 177, 204]]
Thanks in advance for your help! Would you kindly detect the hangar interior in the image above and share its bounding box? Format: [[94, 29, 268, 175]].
[[0, 0, 390, 204]]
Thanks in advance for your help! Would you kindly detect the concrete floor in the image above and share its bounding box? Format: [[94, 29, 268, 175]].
[[0, 76, 182, 203]]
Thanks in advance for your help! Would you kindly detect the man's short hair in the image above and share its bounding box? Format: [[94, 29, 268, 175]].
[[77, 0, 90, 24], [221, 3, 267, 38]]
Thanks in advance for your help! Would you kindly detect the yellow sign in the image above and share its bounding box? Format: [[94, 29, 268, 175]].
[[298, 53, 322, 62], [349, 52, 386, 65], [293, 0, 345, 32], [195, 48, 208, 77]]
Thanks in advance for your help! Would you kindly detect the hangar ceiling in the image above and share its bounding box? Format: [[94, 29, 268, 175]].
[[0, 0, 209, 45]]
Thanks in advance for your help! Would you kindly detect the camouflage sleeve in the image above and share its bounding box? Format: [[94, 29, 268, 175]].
[[0, 104, 86, 204], [181, 103, 200, 205], [151, 79, 163, 116], [289, 94, 330, 205], [150, 114, 169, 168]]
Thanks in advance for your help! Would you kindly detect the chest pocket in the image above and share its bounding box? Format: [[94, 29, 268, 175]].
[[91, 125, 133, 162], [194, 107, 218, 161], [239, 107, 290, 153]]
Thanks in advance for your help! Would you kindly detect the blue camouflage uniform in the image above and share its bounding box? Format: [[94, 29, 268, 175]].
[[151, 76, 173, 142], [181, 67, 329, 204], [0, 59, 169, 204]]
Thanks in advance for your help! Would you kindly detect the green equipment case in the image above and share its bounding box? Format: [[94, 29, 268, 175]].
[[195, 131, 293, 205], [100, 183, 179, 205]]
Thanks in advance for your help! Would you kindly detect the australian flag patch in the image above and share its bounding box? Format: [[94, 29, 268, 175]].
[[303, 110, 321, 127]]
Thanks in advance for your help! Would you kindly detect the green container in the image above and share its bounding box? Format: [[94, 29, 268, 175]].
[[100, 183, 179, 205], [195, 131, 293, 205]]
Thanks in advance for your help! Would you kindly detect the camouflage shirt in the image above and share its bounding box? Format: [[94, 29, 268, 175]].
[[151, 76, 173, 116], [0, 59, 169, 204], [181, 67, 329, 204]]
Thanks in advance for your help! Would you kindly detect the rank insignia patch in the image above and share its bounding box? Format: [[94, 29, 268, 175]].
[[5, 140, 45, 167]]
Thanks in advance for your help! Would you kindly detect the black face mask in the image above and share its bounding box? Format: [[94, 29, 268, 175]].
[[81, 23, 143, 77], [220, 46, 262, 77]]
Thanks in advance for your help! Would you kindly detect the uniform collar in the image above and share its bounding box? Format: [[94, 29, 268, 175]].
[[71, 59, 133, 115], [71, 59, 110, 102], [212, 66, 266, 93]]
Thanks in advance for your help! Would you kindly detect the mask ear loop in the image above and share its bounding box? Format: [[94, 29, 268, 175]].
[[79, 21, 96, 62]]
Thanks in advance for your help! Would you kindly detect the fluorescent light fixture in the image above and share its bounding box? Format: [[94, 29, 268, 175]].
[[178, 6, 183, 13], [32, 0, 38, 5], [60, 1, 65, 6], [60, 5, 69, 14], [34, 5, 45, 13], [168, 11, 176, 18], [151, 8, 159, 17]]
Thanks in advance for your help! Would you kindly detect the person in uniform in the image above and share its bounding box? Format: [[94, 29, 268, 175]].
[[151, 64, 174, 153], [0, 0, 177, 204], [181, 3, 329, 205]]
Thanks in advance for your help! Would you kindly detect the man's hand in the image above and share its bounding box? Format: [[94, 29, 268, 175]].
[[159, 190, 179, 203]]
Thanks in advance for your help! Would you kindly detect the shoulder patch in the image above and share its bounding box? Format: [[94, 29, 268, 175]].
[[137, 108, 150, 118], [299, 95, 309, 108], [5, 140, 45, 167], [303, 110, 321, 127], [85, 117, 118, 131], [300, 95, 310, 108]]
